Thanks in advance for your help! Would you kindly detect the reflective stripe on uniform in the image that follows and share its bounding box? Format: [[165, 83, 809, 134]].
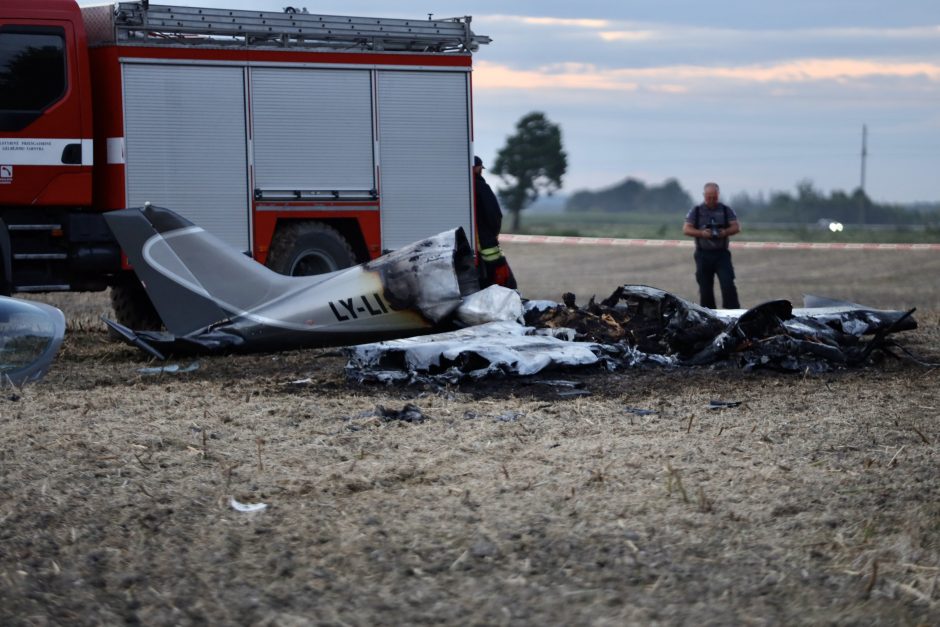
[[479, 246, 503, 262]]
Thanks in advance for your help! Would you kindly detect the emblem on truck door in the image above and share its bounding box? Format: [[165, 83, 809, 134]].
[[0, 165, 12, 184]]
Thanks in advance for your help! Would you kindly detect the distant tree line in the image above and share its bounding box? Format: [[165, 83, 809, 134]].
[[565, 177, 940, 225], [566, 178, 692, 214], [731, 180, 940, 225]]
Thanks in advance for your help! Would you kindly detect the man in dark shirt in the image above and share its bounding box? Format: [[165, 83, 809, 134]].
[[683, 182, 741, 309], [473, 156, 517, 289]]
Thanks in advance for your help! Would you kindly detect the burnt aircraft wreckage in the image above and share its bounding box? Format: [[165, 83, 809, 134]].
[[348, 287, 921, 383], [104, 206, 924, 379]]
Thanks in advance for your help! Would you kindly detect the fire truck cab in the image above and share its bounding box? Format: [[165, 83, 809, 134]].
[[0, 1, 488, 327]]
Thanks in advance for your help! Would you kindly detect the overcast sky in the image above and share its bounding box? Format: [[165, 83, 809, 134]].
[[84, 1, 940, 202]]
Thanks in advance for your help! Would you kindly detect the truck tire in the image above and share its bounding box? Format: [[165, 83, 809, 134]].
[[110, 280, 163, 330], [265, 222, 357, 276]]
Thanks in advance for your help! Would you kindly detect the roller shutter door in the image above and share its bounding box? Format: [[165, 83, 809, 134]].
[[251, 68, 374, 193], [377, 71, 472, 250], [123, 64, 249, 251]]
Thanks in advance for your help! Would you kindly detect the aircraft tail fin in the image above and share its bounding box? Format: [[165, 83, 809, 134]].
[[105, 205, 295, 335]]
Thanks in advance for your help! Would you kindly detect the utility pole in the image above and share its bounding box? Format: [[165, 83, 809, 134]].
[[859, 124, 867, 225], [860, 124, 867, 193]]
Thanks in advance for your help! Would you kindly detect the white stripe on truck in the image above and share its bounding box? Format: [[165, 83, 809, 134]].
[[0, 138, 93, 166]]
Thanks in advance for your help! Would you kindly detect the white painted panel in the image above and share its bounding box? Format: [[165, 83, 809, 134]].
[[123, 64, 249, 251], [0, 138, 88, 166], [251, 68, 374, 192], [377, 71, 472, 250], [106, 137, 125, 165]]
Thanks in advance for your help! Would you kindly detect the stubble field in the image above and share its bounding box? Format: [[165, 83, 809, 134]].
[[1, 244, 939, 625]]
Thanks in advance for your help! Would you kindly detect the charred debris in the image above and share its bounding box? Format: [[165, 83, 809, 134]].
[[522, 286, 917, 370], [347, 285, 923, 384]]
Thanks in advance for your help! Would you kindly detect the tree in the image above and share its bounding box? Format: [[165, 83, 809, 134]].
[[491, 112, 567, 231]]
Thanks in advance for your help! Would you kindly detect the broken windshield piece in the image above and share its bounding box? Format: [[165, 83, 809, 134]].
[[0, 296, 65, 386]]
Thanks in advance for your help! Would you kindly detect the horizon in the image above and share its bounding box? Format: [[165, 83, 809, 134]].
[[521, 175, 940, 209]]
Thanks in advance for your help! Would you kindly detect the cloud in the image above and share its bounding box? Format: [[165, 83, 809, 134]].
[[474, 61, 638, 91], [477, 14, 940, 43], [512, 16, 611, 29], [473, 58, 940, 92], [597, 30, 657, 42], [594, 24, 940, 43], [475, 15, 940, 68], [810, 25, 940, 38], [692, 58, 940, 82]]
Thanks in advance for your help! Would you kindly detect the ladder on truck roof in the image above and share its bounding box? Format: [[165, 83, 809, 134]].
[[107, 2, 491, 53]]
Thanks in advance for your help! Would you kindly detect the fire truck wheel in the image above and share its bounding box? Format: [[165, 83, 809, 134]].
[[110, 280, 163, 331], [266, 222, 357, 277]]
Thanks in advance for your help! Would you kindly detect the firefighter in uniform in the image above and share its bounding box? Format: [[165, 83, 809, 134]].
[[683, 182, 741, 309], [473, 156, 517, 289]]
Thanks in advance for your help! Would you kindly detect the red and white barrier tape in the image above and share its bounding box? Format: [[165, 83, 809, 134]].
[[501, 234, 940, 251]]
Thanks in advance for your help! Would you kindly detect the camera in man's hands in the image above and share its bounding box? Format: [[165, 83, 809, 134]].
[[708, 217, 720, 239]]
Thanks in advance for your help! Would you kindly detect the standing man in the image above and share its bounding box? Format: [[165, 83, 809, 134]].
[[473, 156, 517, 289], [683, 182, 741, 309]]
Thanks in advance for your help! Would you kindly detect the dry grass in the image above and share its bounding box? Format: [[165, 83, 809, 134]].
[[506, 243, 940, 310], [2, 247, 939, 625]]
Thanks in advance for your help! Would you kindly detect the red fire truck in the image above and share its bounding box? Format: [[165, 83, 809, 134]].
[[0, 0, 489, 326]]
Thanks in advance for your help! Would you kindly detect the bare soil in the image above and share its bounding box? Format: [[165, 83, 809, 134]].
[[1, 246, 939, 625]]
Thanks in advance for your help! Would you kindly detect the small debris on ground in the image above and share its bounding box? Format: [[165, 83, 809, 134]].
[[138, 362, 200, 375], [557, 389, 592, 398], [533, 379, 581, 388], [376, 403, 429, 423], [708, 400, 743, 410], [533, 379, 591, 397], [343, 409, 377, 421], [229, 497, 267, 513], [494, 411, 524, 423]]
